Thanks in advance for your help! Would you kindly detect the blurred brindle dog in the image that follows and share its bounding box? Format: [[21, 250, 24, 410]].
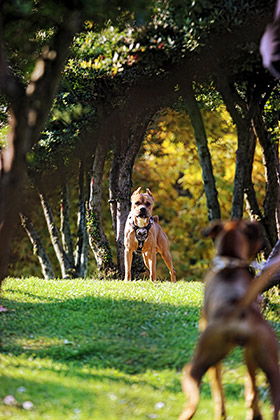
[[178, 220, 280, 420], [124, 187, 176, 282]]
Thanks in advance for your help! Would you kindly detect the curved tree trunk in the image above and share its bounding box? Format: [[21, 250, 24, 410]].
[[87, 140, 114, 272], [108, 147, 119, 239], [252, 113, 279, 246], [20, 212, 55, 279], [231, 128, 252, 219], [243, 130, 272, 255], [75, 161, 89, 278], [183, 81, 221, 221], [38, 188, 73, 278], [109, 115, 150, 276], [216, 77, 252, 220], [60, 181, 75, 267]]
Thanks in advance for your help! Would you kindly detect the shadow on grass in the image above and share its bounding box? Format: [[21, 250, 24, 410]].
[[1, 291, 200, 374], [1, 373, 97, 407]]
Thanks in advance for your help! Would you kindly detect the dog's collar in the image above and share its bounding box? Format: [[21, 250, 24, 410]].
[[130, 216, 153, 254], [211, 256, 249, 273]]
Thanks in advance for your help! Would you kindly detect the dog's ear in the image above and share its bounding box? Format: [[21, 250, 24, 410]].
[[203, 220, 224, 239], [132, 187, 142, 196], [146, 188, 154, 199]]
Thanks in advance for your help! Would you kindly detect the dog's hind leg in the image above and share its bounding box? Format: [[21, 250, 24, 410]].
[[244, 350, 263, 420], [178, 363, 200, 420], [257, 346, 280, 420], [208, 364, 226, 420], [247, 323, 280, 420], [178, 325, 231, 420], [158, 247, 176, 282]]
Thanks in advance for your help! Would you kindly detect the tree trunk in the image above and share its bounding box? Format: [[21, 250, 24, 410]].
[[243, 131, 272, 255], [0, 11, 81, 285], [112, 118, 148, 276], [20, 212, 55, 279], [108, 147, 119, 239], [60, 181, 75, 267], [183, 81, 221, 221], [231, 129, 252, 219], [216, 77, 253, 219], [75, 161, 89, 278], [38, 188, 73, 278], [252, 113, 279, 246], [87, 140, 114, 272]]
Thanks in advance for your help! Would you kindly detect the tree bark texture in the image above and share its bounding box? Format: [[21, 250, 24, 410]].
[[216, 77, 252, 220], [183, 81, 221, 221], [109, 148, 119, 239], [75, 161, 89, 278], [252, 113, 279, 246], [60, 181, 75, 267], [39, 189, 73, 278], [87, 140, 114, 272], [20, 212, 55, 279], [243, 131, 273, 255]]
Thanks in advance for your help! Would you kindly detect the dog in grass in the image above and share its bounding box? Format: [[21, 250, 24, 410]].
[[178, 220, 280, 420], [124, 187, 176, 282]]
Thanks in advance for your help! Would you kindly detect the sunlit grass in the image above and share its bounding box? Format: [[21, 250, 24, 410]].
[[0, 277, 279, 419]]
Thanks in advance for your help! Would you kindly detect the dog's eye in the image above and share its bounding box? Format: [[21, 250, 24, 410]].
[[146, 202, 151, 207], [135, 201, 141, 205]]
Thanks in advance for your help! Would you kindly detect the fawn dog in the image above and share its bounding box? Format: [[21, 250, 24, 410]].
[[124, 187, 176, 282], [178, 220, 280, 420]]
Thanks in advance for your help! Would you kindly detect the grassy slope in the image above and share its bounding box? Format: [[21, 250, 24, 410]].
[[0, 277, 280, 420]]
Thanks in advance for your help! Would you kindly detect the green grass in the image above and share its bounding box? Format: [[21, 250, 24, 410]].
[[0, 277, 280, 419]]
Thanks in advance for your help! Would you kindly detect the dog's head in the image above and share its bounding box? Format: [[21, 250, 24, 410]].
[[130, 187, 154, 221], [203, 220, 264, 261]]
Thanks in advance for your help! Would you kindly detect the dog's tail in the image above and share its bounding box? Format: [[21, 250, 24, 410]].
[[238, 254, 280, 308]]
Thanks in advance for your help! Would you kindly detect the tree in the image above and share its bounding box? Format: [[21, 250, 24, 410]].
[[0, 0, 150, 289], [0, 2, 83, 287], [4, 0, 280, 287]]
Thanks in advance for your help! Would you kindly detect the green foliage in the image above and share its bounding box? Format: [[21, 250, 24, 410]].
[[26, 0, 276, 176], [1, 277, 279, 419], [263, 86, 280, 142], [0, 103, 9, 149]]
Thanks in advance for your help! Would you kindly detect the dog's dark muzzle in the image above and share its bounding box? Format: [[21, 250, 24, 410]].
[[138, 207, 148, 218]]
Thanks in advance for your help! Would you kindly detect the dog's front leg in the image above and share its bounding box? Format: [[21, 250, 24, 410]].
[[124, 248, 133, 281], [144, 251, 157, 282]]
